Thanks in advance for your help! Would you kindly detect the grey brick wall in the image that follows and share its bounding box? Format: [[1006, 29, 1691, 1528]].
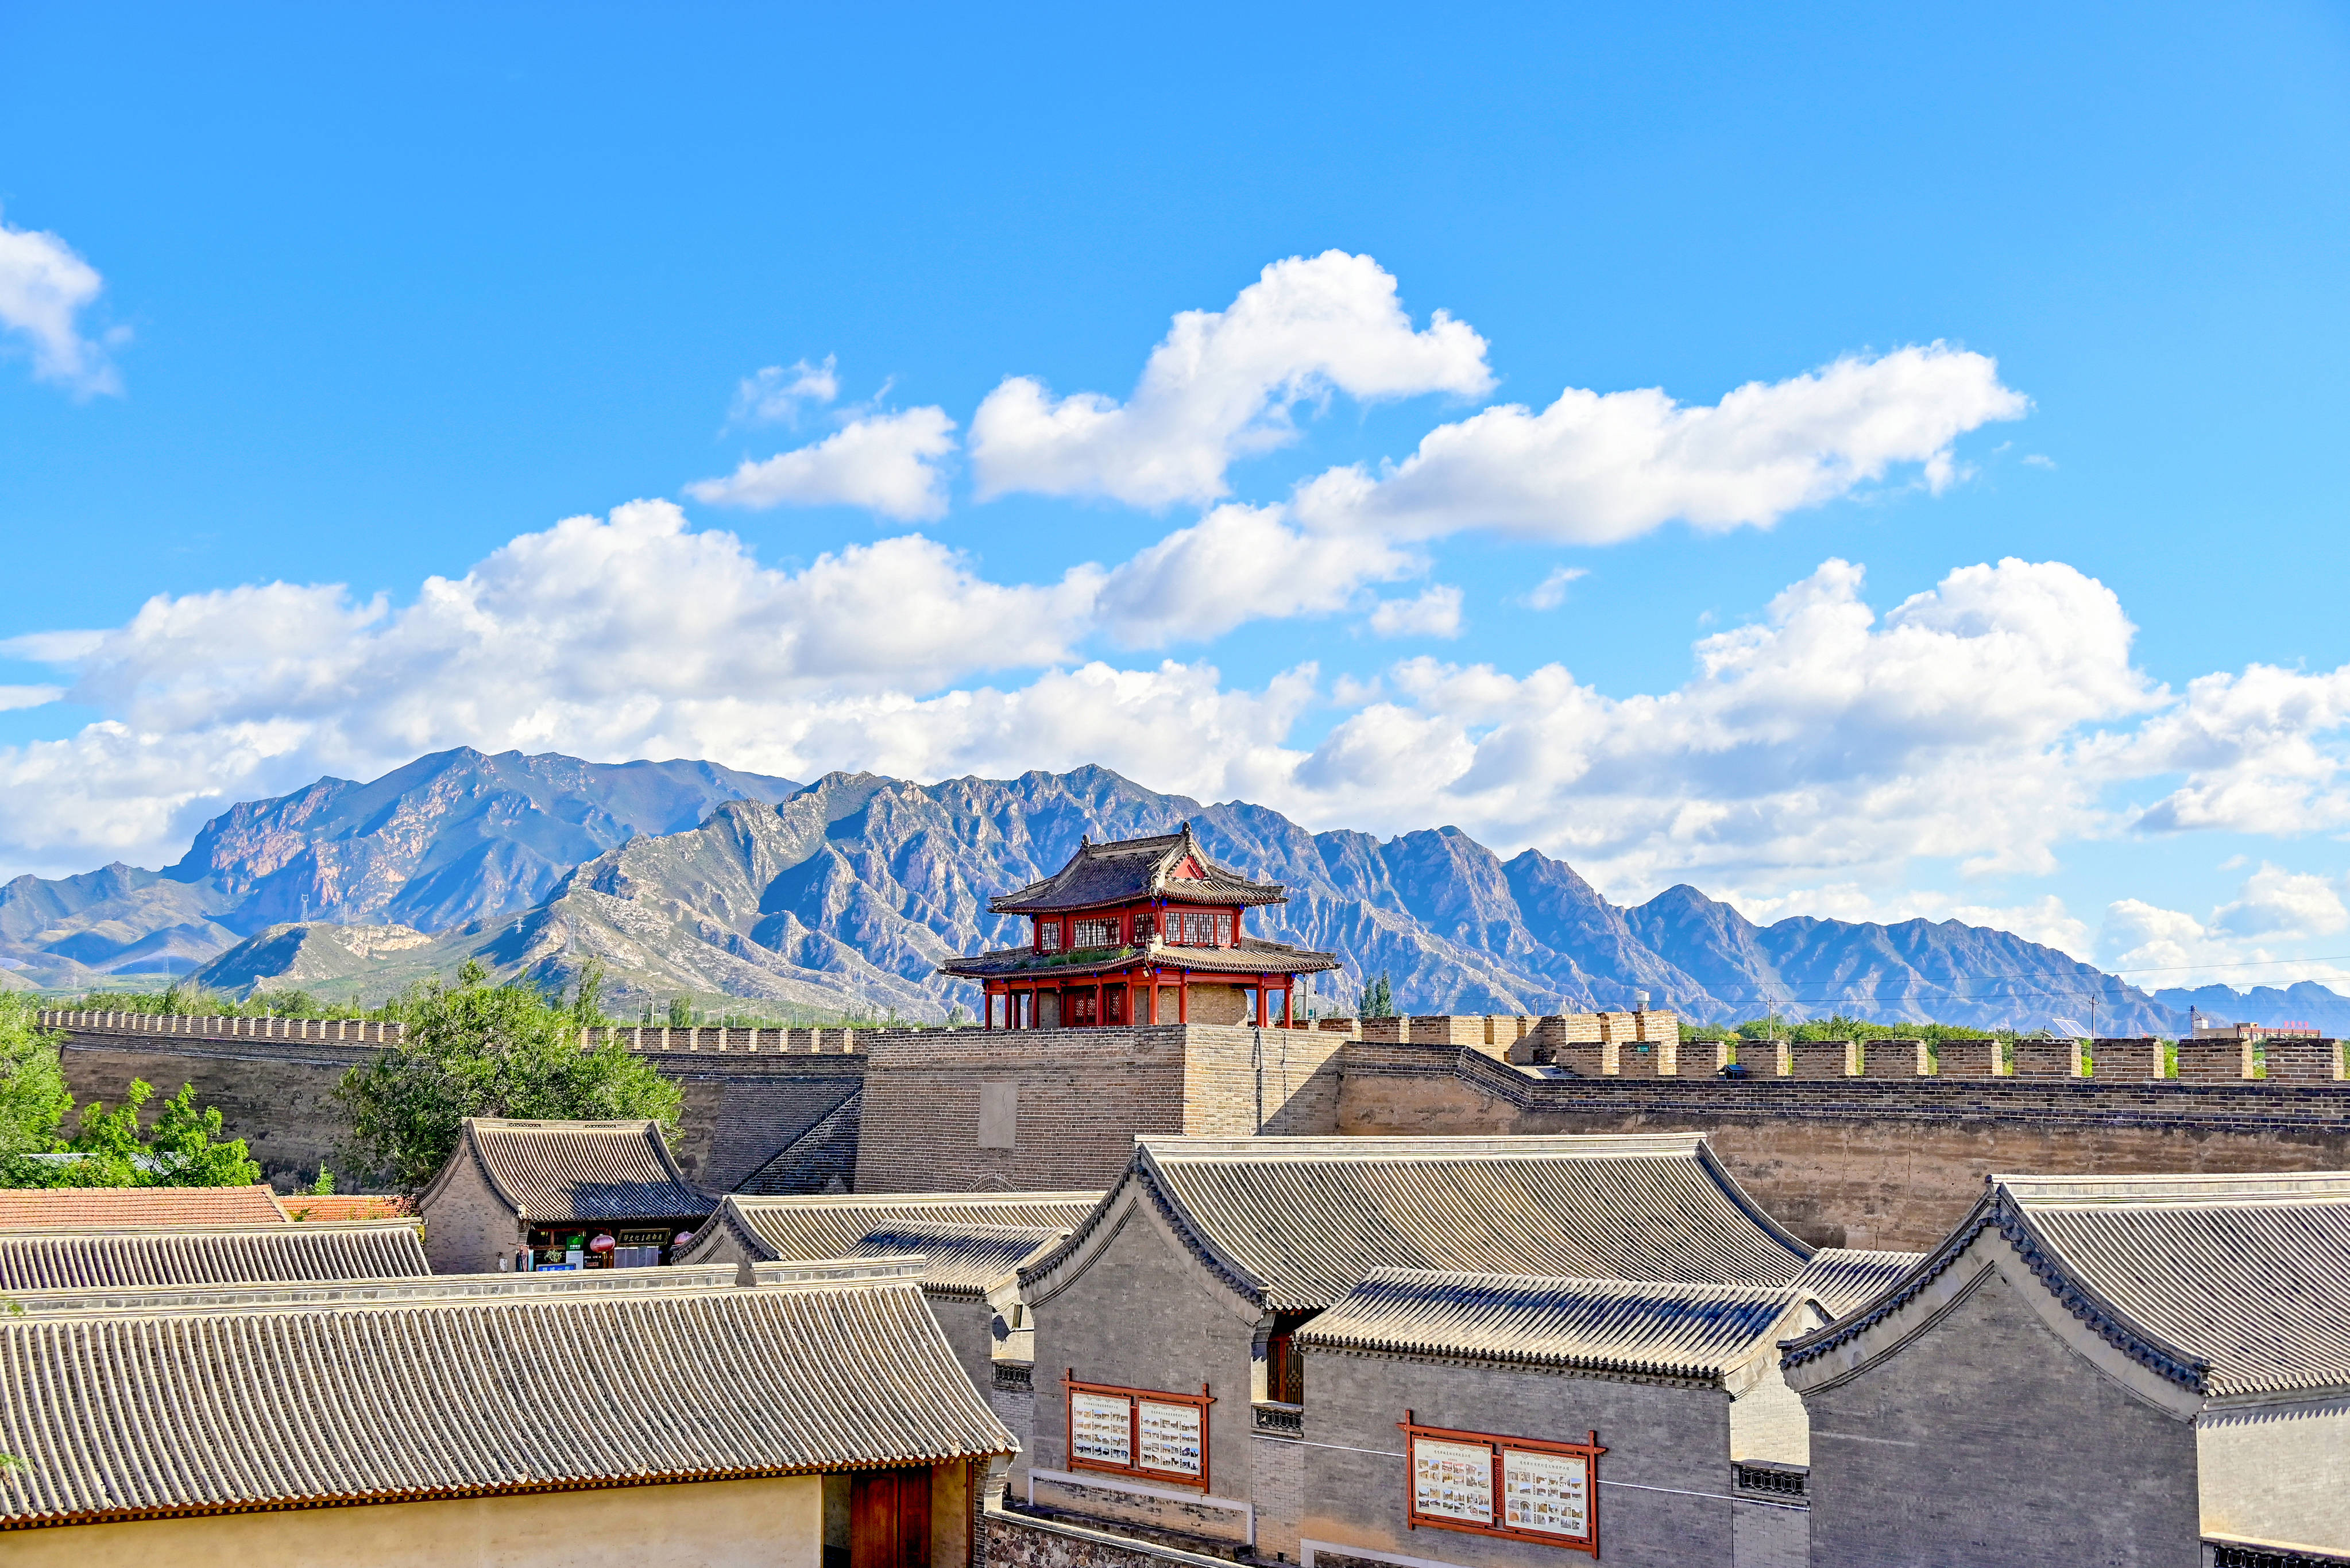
[[1294, 1348, 1736, 1568], [1803, 1268, 2201, 1567]]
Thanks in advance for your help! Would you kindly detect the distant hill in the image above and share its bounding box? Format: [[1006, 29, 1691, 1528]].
[[0, 748, 801, 989], [114, 756, 2215, 1033]]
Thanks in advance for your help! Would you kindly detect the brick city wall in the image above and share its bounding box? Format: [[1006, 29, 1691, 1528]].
[[53, 1025, 865, 1190], [1336, 1042, 2350, 1250]]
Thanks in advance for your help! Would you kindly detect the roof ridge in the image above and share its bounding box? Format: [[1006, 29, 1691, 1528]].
[[1138, 1132, 1713, 1162]]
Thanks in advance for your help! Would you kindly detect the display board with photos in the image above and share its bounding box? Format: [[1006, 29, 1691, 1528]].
[[1401, 1415, 1603, 1557], [1064, 1375, 1215, 1490]]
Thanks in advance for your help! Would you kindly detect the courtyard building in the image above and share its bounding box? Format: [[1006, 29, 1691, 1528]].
[[1000, 1132, 1823, 1560], [0, 1261, 1016, 1568], [1292, 1269, 1827, 1568], [938, 824, 1340, 1030], [1784, 1170, 2350, 1566], [416, 1116, 712, 1274]]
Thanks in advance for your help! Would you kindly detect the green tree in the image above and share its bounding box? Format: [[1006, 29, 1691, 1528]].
[[336, 961, 681, 1192], [0, 996, 74, 1171], [1360, 973, 1396, 1019]]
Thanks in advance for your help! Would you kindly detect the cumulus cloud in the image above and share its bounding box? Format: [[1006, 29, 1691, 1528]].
[[0, 686, 65, 711], [1290, 343, 2027, 544], [2115, 664, 2350, 836], [0, 209, 122, 396], [2211, 864, 2349, 939], [15, 509, 2350, 950], [1091, 504, 1419, 648], [726, 356, 841, 427], [687, 406, 957, 521], [1366, 585, 1464, 639], [969, 251, 1492, 508]]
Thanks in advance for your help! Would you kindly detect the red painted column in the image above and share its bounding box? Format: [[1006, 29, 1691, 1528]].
[[1256, 976, 1269, 1027]]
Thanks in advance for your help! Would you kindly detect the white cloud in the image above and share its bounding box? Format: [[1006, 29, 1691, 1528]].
[[969, 251, 1492, 508], [686, 406, 957, 521], [0, 209, 122, 397], [1366, 585, 1464, 640], [1520, 566, 1588, 610], [1091, 504, 1419, 648], [726, 356, 840, 427], [2113, 664, 2350, 836], [2210, 863, 2349, 939], [15, 507, 2350, 969], [1290, 343, 2027, 544], [0, 686, 64, 711]]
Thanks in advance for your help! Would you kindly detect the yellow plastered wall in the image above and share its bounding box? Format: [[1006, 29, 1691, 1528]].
[[4, 1474, 822, 1568]]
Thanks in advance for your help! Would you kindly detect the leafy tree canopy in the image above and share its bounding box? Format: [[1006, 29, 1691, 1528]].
[[336, 961, 682, 1193], [0, 996, 261, 1187]]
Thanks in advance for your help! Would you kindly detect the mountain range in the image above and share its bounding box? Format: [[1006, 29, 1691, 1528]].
[[2, 746, 2339, 1035]]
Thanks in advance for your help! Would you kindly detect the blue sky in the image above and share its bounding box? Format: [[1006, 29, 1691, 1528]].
[[3, 3, 2349, 990]]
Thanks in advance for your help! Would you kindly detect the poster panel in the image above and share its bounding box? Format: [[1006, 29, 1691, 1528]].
[[1502, 1446, 1592, 1539], [1137, 1399, 1204, 1476], [1410, 1436, 1494, 1524], [1070, 1391, 1133, 1466]]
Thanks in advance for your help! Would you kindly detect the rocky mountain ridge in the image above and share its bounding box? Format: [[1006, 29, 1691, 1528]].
[[5, 749, 2328, 1033]]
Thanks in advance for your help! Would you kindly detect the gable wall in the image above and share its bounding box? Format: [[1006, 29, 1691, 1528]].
[[1802, 1267, 2201, 1568], [1023, 1198, 1262, 1539], [417, 1149, 519, 1273]]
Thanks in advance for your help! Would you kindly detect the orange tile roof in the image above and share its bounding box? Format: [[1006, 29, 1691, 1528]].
[[281, 1194, 414, 1222], [0, 1186, 291, 1230]]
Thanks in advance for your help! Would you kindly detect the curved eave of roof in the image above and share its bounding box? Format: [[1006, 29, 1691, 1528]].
[[1295, 1269, 1818, 1385], [1016, 1148, 1271, 1311], [1780, 1187, 2212, 1394], [985, 827, 1288, 914], [439, 1118, 709, 1224], [937, 939, 1340, 981]]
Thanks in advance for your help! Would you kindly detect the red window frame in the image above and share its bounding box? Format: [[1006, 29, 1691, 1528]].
[[1072, 916, 1119, 949], [1399, 1413, 1603, 1557], [1038, 919, 1062, 953], [1065, 1375, 1213, 1491]]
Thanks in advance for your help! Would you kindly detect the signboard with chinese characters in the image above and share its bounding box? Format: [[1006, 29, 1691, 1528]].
[[1400, 1415, 1603, 1558], [1064, 1375, 1215, 1490]]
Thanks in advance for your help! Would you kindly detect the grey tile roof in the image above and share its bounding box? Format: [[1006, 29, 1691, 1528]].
[[939, 932, 1339, 981], [432, 1117, 709, 1224], [1026, 1134, 1814, 1313], [1784, 1171, 2350, 1399], [0, 1268, 1016, 1530], [682, 1191, 1103, 1282], [837, 1222, 1072, 1295], [988, 826, 1285, 913], [0, 1221, 429, 1292], [1786, 1248, 1923, 1315], [1, 1264, 747, 1317], [1297, 1269, 1819, 1384]]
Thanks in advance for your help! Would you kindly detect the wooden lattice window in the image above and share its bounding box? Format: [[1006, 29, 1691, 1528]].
[[1072, 917, 1119, 949], [1038, 920, 1061, 953]]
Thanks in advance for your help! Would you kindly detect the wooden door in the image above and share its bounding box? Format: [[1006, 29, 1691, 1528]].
[[850, 1468, 932, 1568]]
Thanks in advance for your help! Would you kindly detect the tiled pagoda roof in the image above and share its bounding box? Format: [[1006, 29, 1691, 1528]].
[[937, 932, 1339, 982], [987, 824, 1284, 913]]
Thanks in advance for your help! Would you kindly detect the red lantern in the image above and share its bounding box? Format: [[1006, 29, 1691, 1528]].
[[674, 1231, 695, 1249], [588, 1233, 616, 1253]]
